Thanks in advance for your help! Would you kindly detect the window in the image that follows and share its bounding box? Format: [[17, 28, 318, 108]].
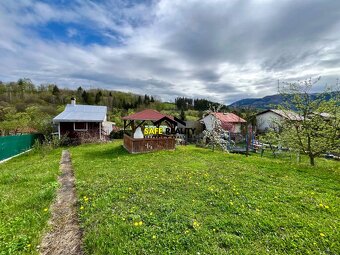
[[74, 122, 88, 131]]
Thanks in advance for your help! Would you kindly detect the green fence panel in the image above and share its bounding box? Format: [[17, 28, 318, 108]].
[[0, 134, 38, 161]]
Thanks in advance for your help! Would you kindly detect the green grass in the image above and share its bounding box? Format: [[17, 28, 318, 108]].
[[71, 142, 340, 255], [0, 150, 61, 255]]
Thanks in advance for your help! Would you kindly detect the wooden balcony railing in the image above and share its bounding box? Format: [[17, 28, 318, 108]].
[[123, 134, 175, 153]]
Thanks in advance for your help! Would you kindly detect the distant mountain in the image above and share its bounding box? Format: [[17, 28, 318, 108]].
[[228, 94, 284, 109], [229, 92, 338, 109]]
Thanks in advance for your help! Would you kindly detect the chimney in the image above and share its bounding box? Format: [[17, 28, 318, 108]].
[[71, 97, 76, 106]]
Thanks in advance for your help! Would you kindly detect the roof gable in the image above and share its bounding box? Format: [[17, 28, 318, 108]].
[[257, 109, 303, 121], [122, 109, 174, 121]]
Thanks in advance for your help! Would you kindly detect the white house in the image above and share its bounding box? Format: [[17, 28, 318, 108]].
[[201, 112, 246, 133], [256, 109, 302, 133]]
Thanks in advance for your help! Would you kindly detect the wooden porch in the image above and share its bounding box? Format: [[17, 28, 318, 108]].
[[123, 134, 175, 153]]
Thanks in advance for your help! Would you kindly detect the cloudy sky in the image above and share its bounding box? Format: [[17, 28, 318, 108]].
[[0, 0, 340, 104]]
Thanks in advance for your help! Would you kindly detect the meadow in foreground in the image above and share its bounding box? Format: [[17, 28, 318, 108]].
[[0, 149, 61, 255], [71, 142, 339, 255]]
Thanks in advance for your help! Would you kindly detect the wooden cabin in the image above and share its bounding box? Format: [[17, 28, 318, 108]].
[[53, 98, 108, 142]]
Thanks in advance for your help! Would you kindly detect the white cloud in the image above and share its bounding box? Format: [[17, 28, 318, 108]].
[[0, 0, 340, 104]]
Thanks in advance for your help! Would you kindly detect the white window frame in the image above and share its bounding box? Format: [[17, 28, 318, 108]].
[[74, 122, 88, 131]]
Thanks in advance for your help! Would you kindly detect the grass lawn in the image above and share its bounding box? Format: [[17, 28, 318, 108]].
[[0, 149, 61, 255], [71, 141, 340, 255]]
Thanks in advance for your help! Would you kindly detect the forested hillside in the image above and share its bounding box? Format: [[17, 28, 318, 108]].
[[0, 78, 166, 135], [0, 79, 255, 136]]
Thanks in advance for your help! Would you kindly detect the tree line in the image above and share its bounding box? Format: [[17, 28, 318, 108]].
[[1, 79, 245, 135], [0, 79, 160, 135], [174, 97, 228, 111]]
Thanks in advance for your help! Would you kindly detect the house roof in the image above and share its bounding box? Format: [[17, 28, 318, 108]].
[[53, 104, 107, 123], [213, 112, 247, 123], [122, 109, 174, 121], [256, 109, 303, 121]]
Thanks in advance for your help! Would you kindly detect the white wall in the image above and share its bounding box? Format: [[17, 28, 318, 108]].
[[256, 112, 283, 132], [233, 123, 242, 133], [202, 114, 215, 131], [202, 114, 242, 133]]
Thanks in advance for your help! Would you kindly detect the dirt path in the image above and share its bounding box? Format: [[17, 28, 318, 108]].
[[40, 150, 83, 255]]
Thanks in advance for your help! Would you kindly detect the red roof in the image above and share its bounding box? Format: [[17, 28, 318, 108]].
[[213, 112, 246, 123], [122, 109, 174, 121]]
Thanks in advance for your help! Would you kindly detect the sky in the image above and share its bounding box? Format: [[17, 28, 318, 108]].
[[0, 0, 340, 104]]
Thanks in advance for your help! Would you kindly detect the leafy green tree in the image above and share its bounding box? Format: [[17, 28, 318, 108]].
[[52, 85, 60, 96], [179, 108, 186, 121], [95, 91, 102, 105], [137, 96, 143, 105], [144, 94, 150, 105], [26, 106, 53, 134], [276, 77, 339, 166], [0, 110, 30, 135], [82, 90, 89, 104]]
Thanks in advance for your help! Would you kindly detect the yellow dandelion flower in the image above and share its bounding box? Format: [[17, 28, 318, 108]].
[[320, 233, 325, 237], [184, 230, 190, 234], [256, 208, 260, 212], [26, 244, 31, 247], [138, 221, 143, 226], [229, 201, 234, 206], [149, 212, 153, 216], [152, 235, 156, 239], [311, 192, 315, 195], [43, 208, 48, 212], [193, 220, 200, 229], [213, 228, 216, 232], [134, 222, 139, 226], [319, 203, 324, 208], [324, 205, 329, 209], [80, 206, 84, 210]]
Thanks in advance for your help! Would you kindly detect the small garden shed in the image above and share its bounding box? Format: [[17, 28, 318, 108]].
[[53, 98, 108, 142]]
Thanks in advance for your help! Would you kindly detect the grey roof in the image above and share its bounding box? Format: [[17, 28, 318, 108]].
[[53, 104, 107, 123], [257, 109, 303, 121]]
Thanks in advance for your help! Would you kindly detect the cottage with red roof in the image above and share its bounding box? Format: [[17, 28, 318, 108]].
[[201, 112, 246, 133]]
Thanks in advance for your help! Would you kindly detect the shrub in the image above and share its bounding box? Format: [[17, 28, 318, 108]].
[[109, 129, 125, 139]]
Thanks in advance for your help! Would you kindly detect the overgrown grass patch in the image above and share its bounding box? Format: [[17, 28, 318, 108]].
[[71, 142, 339, 254], [0, 150, 61, 255]]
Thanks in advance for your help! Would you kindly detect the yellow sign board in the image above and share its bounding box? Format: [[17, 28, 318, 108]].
[[144, 127, 163, 135]]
